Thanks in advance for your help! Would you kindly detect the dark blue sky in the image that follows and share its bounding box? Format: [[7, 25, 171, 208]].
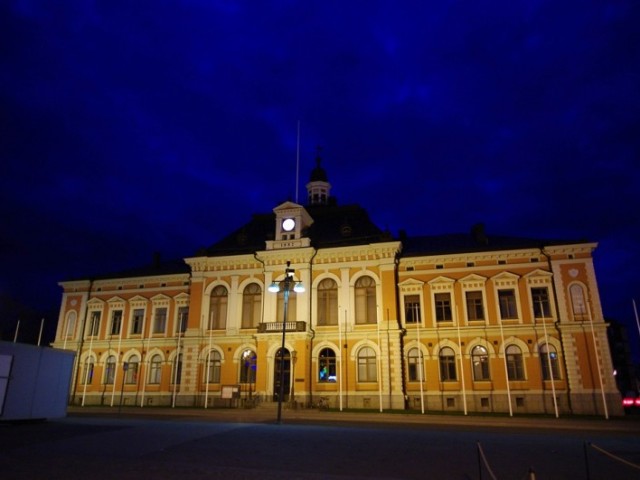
[[1, 2, 639, 350]]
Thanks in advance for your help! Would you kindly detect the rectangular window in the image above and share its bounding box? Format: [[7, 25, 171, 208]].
[[465, 291, 484, 321], [176, 306, 188, 333], [498, 290, 518, 319], [404, 295, 421, 324], [110, 310, 123, 336], [153, 307, 167, 333], [434, 293, 452, 322], [87, 311, 101, 337], [131, 308, 144, 334], [531, 287, 551, 318]]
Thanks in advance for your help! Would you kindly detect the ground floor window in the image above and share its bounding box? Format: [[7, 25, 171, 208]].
[[357, 346, 377, 382], [439, 347, 457, 381], [318, 348, 337, 382]]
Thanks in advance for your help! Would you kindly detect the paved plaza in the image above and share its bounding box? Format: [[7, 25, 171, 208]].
[[1, 407, 638, 479]]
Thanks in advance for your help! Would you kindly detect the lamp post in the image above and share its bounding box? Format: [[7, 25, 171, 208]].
[[268, 261, 305, 423]]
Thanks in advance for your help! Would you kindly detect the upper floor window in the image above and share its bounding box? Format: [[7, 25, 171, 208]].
[[87, 311, 101, 337], [110, 310, 123, 336], [209, 286, 228, 330], [404, 295, 421, 324], [241, 283, 262, 328], [65, 311, 77, 339], [317, 279, 338, 326], [531, 287, 551, 319], [318, 347, 337, 382], [357, 346, 377, 382], [498, 289, 518, 320], [355, 276, 377, 324], [153, 307, 167, 334], [465, 291, 485, 321], [176, 306, 189, 333], [131, 308, 144, 335], [434, 293, 452, 322], [569, 284, 588, 321]]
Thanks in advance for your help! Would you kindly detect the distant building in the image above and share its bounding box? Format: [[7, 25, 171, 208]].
[[52, 157, 622, 415]]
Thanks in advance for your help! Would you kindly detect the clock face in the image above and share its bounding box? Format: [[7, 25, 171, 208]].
[[282, 218, 296, 232]]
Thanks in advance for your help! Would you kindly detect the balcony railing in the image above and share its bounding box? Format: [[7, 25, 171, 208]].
[[257, 321, 306, 334]]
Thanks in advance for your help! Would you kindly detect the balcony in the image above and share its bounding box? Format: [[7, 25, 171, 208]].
[[257, 321, 307, 334]]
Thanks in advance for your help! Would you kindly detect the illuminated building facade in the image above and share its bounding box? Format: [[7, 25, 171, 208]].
[[52, 159, 622, 416]]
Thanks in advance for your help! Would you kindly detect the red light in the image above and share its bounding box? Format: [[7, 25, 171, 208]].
[[634, 398, 640, 407], [622, 398, 634, 406]]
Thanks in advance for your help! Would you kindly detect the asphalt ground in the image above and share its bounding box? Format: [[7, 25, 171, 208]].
[[1, 406, 639, 479]]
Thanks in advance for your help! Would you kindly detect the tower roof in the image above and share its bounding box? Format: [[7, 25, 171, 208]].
[[309, 155, 328, 182]]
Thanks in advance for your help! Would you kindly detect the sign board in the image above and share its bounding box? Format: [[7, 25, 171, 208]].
[[221, 385, 240, 399]]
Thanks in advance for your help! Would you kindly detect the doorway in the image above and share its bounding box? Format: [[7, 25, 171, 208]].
[[273, 348, 290, 402]]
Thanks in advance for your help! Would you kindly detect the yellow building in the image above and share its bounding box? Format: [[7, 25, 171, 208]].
[[52, 159, 622, 416]]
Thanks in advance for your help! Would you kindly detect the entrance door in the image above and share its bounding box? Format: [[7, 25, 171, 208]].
[[273, 348, 290, 402]]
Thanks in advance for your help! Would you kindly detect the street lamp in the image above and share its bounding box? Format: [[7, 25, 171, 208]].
[[268, 261, 305, 423]]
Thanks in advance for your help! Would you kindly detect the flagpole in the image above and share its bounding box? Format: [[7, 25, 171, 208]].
[[204, 315, 212, 408], [453, 295, 468, 415], [338, 309, 344, 412], [377, 306, 383, 412], [37, 318, 44, 346], [498, 316, 513, 416], [172, 321, 183, 408], [295, 120, 300, 204], [13, 320, 20, 343], [82, 321, 95, 407], [633, 299, 640, 344], [111, 314, 124, 407], [416, 304, 425, 414], [586, 301, 609, 419], [538, 299, 559, 418], [139, 316, 152, 408]]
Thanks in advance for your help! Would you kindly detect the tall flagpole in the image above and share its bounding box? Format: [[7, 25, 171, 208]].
[[633, 299, 640, 344], [416, 304, 425, 414], [586, 301, 609, 419], [295, 120, 300, 204], [538, 299, 559, 418], [204, 315, 212, 408], [453, 297, 468, 415], [338, 309, 344, 412], [376, 306, 383, 412], [498, 316, 513, 416], [172, 320, 183, 408], [111, 314, 124, 407], [13, 320, 20, 343], [37, 318, 44, 346], [82, 320, 95, 407], [139, 316, 153, 408]]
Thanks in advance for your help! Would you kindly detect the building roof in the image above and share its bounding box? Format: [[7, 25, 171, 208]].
[[202, 203, 393, 256]]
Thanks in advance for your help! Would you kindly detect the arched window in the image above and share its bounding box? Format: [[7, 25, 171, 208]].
[[125, 355, 139, 384], [65, 311, 77, 339], [104, 355, 116, 384], [209, 286, 228, 330], [357, 346, 377, 382], [355, 276, 376, 324], [205, 350, 222, 384], [240, 349, 257, 383], [471, 345, 490, 381], [540, 344, 560, 380], [148, 354, 162, 384], [81, 357, 94, 384], [241, 283, 262, 328], [317, 278, 338, 326], [439, 347, 457, 381], [506, 345, 525, 380], [569, 284, 588, 321], [318, 348, 337, 382], [407, 348, 424, 382]]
